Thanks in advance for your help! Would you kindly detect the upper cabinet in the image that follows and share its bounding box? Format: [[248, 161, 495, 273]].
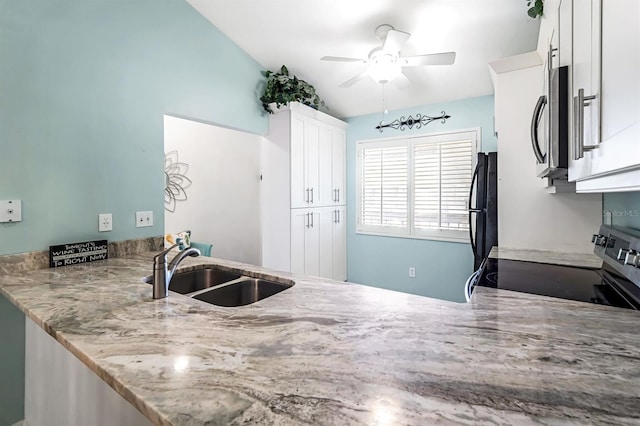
[[290, 110, 347, 208], [568, 0, 640, 191]]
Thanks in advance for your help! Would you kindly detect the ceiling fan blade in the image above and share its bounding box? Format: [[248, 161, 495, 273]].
[[382, 29, 410, 54], [392, 72, 412, 90], [402, 52, 456, 67], [321, 56, 366, 63], [339, 71, 368, 88]]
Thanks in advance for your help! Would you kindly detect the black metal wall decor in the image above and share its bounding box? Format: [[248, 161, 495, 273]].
[[375, 111, 451, 132]]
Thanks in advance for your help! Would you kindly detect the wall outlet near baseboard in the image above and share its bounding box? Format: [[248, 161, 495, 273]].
[[409, 267, 416, 278], [135, 211, 153, 228]]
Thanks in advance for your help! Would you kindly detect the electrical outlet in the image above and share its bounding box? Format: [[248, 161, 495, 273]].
[[98, 213, 112, 232], [136, 211, 153, 228], [409, 267, 416, 278], [0, 200, 22, 223]]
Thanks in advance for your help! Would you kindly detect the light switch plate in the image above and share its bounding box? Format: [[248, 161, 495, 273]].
[[136, 211, 153, 228], [0, 200, 22, 223], [98, 213, 112, 232]]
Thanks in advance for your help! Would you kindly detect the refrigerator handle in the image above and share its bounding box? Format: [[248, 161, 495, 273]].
[[530, 95, 547, 164], [468, 162, 482, 256]]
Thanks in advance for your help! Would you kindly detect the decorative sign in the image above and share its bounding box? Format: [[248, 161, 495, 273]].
[[49, 240, 108, 268], [375, 111, 451, 132]]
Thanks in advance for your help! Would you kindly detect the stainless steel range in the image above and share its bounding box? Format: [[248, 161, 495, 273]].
[[469, 225, 640, 309]]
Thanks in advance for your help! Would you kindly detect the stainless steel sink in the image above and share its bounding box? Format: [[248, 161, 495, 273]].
[[143, 267, 241, 295], [193, 278, 293, 307]]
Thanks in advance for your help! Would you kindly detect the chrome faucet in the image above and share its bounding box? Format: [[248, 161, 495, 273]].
[[152, 243, 200, 299]]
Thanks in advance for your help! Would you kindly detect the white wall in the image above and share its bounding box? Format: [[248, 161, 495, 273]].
[[164, 115, 262, 265]]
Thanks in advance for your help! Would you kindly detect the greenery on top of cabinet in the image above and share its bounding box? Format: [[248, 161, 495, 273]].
[[526, 0, 544, 18], [260, 65, 325, 114]]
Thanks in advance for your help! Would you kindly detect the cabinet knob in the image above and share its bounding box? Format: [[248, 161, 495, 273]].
[[617, 248, 630, 261], [592, 234, 608, 247], [623, 250, 640, 268], [574, 89, 599, 160]]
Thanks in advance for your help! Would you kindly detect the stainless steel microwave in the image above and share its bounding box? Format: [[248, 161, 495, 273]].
[[530, 65, 569, 179]]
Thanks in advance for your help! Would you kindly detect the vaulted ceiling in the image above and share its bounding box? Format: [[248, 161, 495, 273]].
[[187, 0, 541, 118]]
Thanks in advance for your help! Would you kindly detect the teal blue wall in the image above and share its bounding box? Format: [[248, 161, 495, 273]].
[[0, 295, 25, 425], [603, 192, 640, 229], [0, 0, 267, 255], [345, 95, 497, 303]]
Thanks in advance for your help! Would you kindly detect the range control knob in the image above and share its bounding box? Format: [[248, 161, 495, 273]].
[[592, 234, 608, 247], [623, 250, 640, 268], [618, 248, 630, 261]]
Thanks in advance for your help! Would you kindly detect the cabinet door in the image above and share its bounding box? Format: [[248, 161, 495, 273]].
[[558, 0, 572, 68], [592, 0, 640, 175], [305, 210, 321, 276], [318, 125, 333, 207], [570, 0, 601, 181], [332, 206, 347, 281], [572, 0, 640, 190], [290, 210, 307, 274], [305, 120, 321, 207], [318, 207, 334, 279], [549, 28, 559, 70], [332, 129, 346, 205], [290, 115, 307, 208]]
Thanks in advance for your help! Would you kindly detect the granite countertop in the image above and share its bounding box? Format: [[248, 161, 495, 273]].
[[489, 247, 603, 269], [1, 253, 639, 425]]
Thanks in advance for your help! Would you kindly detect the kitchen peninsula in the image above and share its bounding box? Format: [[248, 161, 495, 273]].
[[1, 253, 639, 425]]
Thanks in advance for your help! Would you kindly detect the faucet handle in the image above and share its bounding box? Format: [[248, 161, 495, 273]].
[[154, 243, 181, 265]]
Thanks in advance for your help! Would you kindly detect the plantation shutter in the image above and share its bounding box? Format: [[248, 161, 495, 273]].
[[414, 138, 474, 231], [359, 145, 408, 229]]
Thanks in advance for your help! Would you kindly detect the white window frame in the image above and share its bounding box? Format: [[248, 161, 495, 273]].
[[356, 128, 480, 244]]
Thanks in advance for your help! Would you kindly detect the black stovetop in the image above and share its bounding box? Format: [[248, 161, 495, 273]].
[[476, 258, 639, 309]]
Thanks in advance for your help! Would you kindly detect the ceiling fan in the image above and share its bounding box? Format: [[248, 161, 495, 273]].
[[321, 24, 456, 88]]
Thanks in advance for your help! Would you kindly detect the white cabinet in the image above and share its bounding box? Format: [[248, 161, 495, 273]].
[[331, 130, 346, 204], [290, 112, 347, 207], [569, 0, 640, 191], [569, 0, 601, 180], [262, 102, 348, 281], [290, 115, 319, 208], [291, 209, 321, 276], [331, 206, 347, 281], [290, 207, 346, 281], [25, 318, 152, 426]]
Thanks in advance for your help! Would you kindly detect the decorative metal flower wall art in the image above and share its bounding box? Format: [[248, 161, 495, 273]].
[[375, 111, 451, 132], [164, 150, 192, 212]]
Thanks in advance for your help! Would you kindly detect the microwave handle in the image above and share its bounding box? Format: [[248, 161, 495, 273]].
[[530, 95, 547, 164]]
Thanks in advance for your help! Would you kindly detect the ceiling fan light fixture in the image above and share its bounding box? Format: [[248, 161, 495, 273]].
[[368, 54, 402, 84]]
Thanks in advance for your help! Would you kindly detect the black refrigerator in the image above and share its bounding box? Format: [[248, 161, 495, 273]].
[[468, 152, 498, 271]]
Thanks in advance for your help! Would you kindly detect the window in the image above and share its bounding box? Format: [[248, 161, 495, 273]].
[[356, 129, 478, 243]]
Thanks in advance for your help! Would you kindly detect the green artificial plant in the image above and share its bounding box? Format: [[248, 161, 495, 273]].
[[260, 65, 324, 114], [526, 0, 544, 18]]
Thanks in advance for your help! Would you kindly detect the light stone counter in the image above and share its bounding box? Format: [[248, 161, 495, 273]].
[[1, 253, 639, 425], [489, 246, 603, 268]]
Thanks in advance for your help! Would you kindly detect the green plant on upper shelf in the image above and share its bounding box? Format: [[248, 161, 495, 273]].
[[260, 65, 325, 114], [526, 0, 544, 18]]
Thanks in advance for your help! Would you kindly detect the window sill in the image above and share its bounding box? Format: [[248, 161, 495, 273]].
[[355, 229, 470, 244]]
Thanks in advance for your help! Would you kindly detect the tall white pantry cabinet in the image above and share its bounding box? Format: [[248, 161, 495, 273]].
[[261, 102, 347, 281]]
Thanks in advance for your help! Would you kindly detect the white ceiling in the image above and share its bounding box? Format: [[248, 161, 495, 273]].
[[187, 0, 541, 118]]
